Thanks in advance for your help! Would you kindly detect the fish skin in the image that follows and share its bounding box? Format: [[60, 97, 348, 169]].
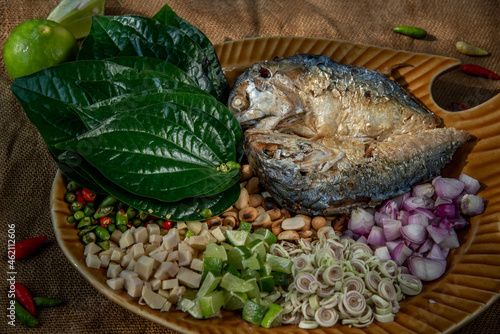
[[229, 54, 470, 215]]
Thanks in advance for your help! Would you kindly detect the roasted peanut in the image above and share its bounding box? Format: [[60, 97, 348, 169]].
[[278, 230, 300, 242], [253, 212, 272, 228], [240, 164, 254, 182], [262, 197, 279, 210], [282, 216, 307, 230], [281, 208, 291, 219], [271, 220, 283, 236], [255, 206, 266, 216], [235, 188, 250, 210], [297, 230, 313, 239], [267, 208, 281, 221], [221, 211, 238, 220], [317, 226, 335, 239], [239, 207, 258, 222], [295, 214, 311, 230], [245, 176, 260, 195], [223, 216, 238, 229], [311, 216, 327, 230], [249, 194, 264, 208], [205, 216, 222, 228]]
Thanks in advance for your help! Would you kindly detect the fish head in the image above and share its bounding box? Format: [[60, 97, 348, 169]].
[[228, 61, 302, 131]]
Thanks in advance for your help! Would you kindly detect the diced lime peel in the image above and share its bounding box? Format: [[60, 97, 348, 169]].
[[242, 253, 264, 271], [244, 277, 260, 298], [247, 239, 267, 260], [261, 303, 283, 328], [259, 275, 275, 293], [196, 271, 221, 297], [220, 272, 254, 293], [47, 0, 106, 39], [227, 245, 251, 270], [271, 271, 291, 286], [202, 257, 223, 281], [254, 228, 278, 245], [242, 300, 267, 326], [225, 230, 249, 246], [223, 263, 242, 278], [223, 290, 247, 311], [199, 290, 225, 318], [205, 241, 227, 261], [238, 221, 252, 232], [266, 254, 292, 274]]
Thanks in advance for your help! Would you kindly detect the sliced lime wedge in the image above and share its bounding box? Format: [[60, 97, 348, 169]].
[[238, 221, 252, 232], [197, 271, 221, 298], [243, 253, 264, 271], [266, 254, 292, 274], [227, 245, 251, 270], [223, 290, 247, 311], [226, 230, 249, 246], [201, 257, 223, 281], [47, 0, 106, 39], [204, 241, 227, 261], [220, 272, 254, 293], [242, 300, 267, 325], [199, 290, 225, 318], [243, 277, 260, 299], [247, 239, 267, 260], [259, 275, 275, 293], [254, 228, 278, 245], [261, 303, 283, 328]]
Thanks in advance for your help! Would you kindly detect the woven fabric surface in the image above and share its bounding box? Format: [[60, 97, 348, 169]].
[[1, 0, 499, 333]]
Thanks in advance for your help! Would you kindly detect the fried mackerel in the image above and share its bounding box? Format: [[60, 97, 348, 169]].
[[228, 54, 470, 216]]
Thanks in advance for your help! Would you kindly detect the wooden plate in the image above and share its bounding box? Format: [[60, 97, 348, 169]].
[[51, 36, 500, 333]]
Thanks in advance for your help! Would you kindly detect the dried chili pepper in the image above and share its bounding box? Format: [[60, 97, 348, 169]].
[[14, 235, 47, 259], [81, 188, 96, 202], [14, 282, 36, 316], [392, 25, 427, 39], [460, 64, 499, 80], [162, 220, 173, 230], [456, 41, 489, 56]]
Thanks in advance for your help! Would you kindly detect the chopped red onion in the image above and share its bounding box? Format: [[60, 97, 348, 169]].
[[434, 196, 452, 207], [459, 173, 481, 194], [348, 207, 375, 235], [412, 183, 435, 198], [356, 235, 368, 244], [407, 256, 447, 281], [397, 210, 411, 226], [374, 212, 389, 227], [438, 228, 460, 249], [413, 207, 436, 219], [382, 218, 402, 241], [460, 194, 485, 216], [426, 225, 450, 244], [450, 215, 469, 230], [418, 239, 434, 254], [386, 240, 403, 253], [392, 192, 411, 209], [391, 242, 413, 266], [402, 197, 428, 212], [433, 177, 465, 199], [434, 203, 457, 218], [375, 246, 391, 262], [438, 219, 453, 230], [367, 226, 386, 246], [407, 213, 429, 227], [401, 224, 427, 244], [379, 199, 399, 218], [427, 244, 446, 260]]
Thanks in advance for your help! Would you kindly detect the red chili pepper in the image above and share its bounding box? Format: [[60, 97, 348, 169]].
[[82, 188, 96, 202], [451, 102, 469, 111], [460, 64, 499, 80], [162, 220, 173, 230], [14, 235, 47, 259], [14, 282, 36, 316], [75, 189, 86, 207], [99, 217, 112, 228]]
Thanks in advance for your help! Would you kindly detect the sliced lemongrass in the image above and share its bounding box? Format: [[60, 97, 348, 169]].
[[317, 284, 335, 297], [343, 276, 365, 294], [398, 273, 423, 295], [375, 312, 395, 323], [298, 320, 319, 329], [308, 295, 321, 310], [301, 300, 315, 320], [323, 264, 343, 285], [378, 278, 397, 301], [365, 270, 382, 293], [342, 290, 366, 316], [270, 243, 289, 258], [295, 272, 316, 294], [315, 306, 339, 327]]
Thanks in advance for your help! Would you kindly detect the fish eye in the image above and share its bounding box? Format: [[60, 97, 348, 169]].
[[258, 66, 272, 78], [231, 94, 248, 110]]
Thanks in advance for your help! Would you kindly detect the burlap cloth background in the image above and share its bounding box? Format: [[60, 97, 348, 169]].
[[1, 0, 499, 333]]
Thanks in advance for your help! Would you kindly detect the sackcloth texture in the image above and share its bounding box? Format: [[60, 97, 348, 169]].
[[1, 0, 499, 333]]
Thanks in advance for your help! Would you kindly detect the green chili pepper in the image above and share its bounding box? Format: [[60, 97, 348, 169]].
[[138, 211, 149, 221], [99, 195, 117, 208], [126, 206, 137, 219], [107, 224, 116, 233], [73, 210, 85, 221], [97, 240, 110, 250], [117, 224, 128, 232], [226, 161, 241, 172], [76, 216, 92, 229], [70, 201, 84, 212], [116, 210, 129, 226], [94, 206, 114, 218], [185, 229, 195, 238], [456, 41, 489, 56], [155, 219, 164, 228], [33, 297, 64, 308], [83, 205, 95, 217], [67, 215, 75, 224], [77, 225, 97, 237], [200, 208, 212, 219], [81, 232, 96, 245], [91, 217, 99, 225], [15, 299, 38, 327], [131, 218, 142, 227], [66, 180, 78, 192], [64, 192, 77, 203], [392, 25, 427, 39], [117, 201, 126, 210], [86, 201, 95, 209], [94, 226, 110, 241]]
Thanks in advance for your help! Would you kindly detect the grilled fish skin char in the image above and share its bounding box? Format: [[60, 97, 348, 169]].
[[229, 54, 470, 215]]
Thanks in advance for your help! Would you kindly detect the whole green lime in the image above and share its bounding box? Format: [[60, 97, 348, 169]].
[[3, 19, 77, 79]]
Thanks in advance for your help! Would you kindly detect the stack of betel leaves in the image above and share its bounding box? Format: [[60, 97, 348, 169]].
[[11, 4, 244, 221]]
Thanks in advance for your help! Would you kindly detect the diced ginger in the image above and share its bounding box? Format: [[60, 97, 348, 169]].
[[168, 286, 186, 304], [126, 259, 136, 271], [110, 229, 123, 244], [178, 241, 195, 255], [84, 243, 102, 256], [149, 234, 162, 246], [119, 270, 138, 280], [130, 243, 145, 260], [176, 222, 187, 230], [200, 230, 218, 243], [142, 284, 168, 310], [121, 252, 134, 267], [162, 278, 178, 291], [125, 277, 143, 298], [161, 301, 172, 312], [119, 229, 135, 249], [85, 254, 101, 269], [178, 251, 193, 267], [154, 261, 179, 280], [166, 251, 178, 262], [106, 277, 125, 290], [162, 233, 178, 251], [176, 267, 201, 289], [157, 289, 170, 299], [167, 227, 180, 243], [188, 235, 209, 250], [211, 227, 226, 243], [133, 226, 148, 244], [150, 250, 168, 263], [190, 258, 204, 272], [147, 223, 160, 236], [135, 255, 155, 281], [149, 278, 162, 291], [100, 255, 111, 268], [144, 244, 158, 256], [107, 263, 122, 278], [99, 248, 114, 257], [110, 249, 124, 263], [186, 221, 202, 235]]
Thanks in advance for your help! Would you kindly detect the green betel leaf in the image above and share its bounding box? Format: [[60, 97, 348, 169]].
[[62, 151, 240, 221], [74, 91, 244, 161], [57, 103, 239, 202], [77, 15, 227, 100]]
